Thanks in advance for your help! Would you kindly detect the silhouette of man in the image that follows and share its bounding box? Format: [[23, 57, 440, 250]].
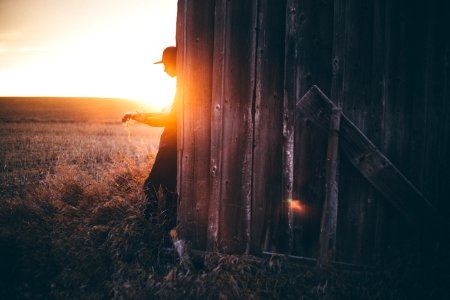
[[122, 46, 177, 224]]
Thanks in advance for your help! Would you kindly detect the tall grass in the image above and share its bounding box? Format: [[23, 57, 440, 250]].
[[0, 157, 169, 299], [0, 97, 168, 298], [0, 121, 161, 197]]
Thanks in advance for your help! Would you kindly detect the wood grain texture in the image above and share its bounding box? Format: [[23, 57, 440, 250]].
[[297, 86, 447, 237], [318, 107, 341, 267], [210, 0, 257, 254], [176, 0, 215, 249], [290, 0, 334, 258], [251, 0, 286, 255], [175, 0, 450, 264]]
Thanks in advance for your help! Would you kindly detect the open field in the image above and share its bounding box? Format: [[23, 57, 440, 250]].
[[0, 97, 157, 123], [0, 97, 162, 197]]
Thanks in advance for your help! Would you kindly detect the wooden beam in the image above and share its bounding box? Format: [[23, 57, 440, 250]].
[[250, 0, 286, 255], [318, 107, 341, 267], [209, 0, 257, 254], [176, 0, 215, 249], [297, 85, 448, 237], [262, 251, 375, 271]]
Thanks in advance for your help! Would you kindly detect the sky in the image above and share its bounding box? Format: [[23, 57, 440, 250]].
[[0, 0, 178, 110]]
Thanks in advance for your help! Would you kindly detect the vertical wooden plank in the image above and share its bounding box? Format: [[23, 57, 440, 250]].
[[329, 0, 347, 263], [176, 0, 215, 250], [331, 0, 380, 265], [251, 0, 286, 254], [192, 0, 214, 252], [382, 0, 411, 173], [207, 0, 226, 252], [378, 0, 425, 262], [406, 1, 428, 190], [438, 0, 450, 221], [176, 0, 190, 243], [210, 0, 257, 254], [345, 0, 379, 266], [273, 0, 334, 257], [276, 0, 297, 254], [421, 1, 446, 209], [295, 0, 334, 97], [368, 0, 386, 150], [422, 0, 450, 244], [318, 107, 341, 267], [176, 0, 186, 202], [291, 0, 334, 258], [330, 0, 345, 107], [372, 0, 399, 264], [412, 1, 450, 258], [370, 0, 387, 264]]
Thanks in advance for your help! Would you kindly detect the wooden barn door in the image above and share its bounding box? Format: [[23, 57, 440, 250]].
[[176, 0, 450, 266]]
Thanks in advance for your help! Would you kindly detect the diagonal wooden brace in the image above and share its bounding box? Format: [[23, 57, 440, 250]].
[[318, 107, 341, 267], [297, 85, 448, 239]]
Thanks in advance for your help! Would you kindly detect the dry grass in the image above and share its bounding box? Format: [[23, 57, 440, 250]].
[[0, 97, 162, 197], [0, 97, 166, 298], [0, 121, 161, 196], [0, 160, 165, 299]]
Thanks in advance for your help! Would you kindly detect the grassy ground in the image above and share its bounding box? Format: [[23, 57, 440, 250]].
[[0, 97, 448, 299]]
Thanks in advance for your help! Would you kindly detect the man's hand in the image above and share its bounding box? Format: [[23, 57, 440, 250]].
[[122, 112, 168, 126], [122, 112, 135, 123]]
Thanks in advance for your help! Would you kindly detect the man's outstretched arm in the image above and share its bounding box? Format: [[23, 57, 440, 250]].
[[122, 112, 173, 127]]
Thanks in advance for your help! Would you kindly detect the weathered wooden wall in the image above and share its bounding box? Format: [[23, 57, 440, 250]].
[[176, 0, 215, 250], [176, 0, 450, 265]]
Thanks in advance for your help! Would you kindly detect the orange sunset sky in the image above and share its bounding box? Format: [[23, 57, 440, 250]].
[[0, 0, 178, 110]]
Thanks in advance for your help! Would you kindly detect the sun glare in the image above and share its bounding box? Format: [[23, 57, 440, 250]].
[[0, 0, 177, 111]]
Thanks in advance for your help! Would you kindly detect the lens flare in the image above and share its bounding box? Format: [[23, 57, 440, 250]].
[[288, 199, 303, 212]]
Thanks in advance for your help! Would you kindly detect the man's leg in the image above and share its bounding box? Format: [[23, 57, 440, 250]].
[[158, 187, 178, 230], [143, 178, 158, 221], [144, 180, 177, 226]]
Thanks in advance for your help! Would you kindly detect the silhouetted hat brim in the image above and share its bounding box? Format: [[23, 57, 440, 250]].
[[154, 46, 177, 65]]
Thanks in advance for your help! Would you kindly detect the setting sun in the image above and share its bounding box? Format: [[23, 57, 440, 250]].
[[0, 0, 177, 111]]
